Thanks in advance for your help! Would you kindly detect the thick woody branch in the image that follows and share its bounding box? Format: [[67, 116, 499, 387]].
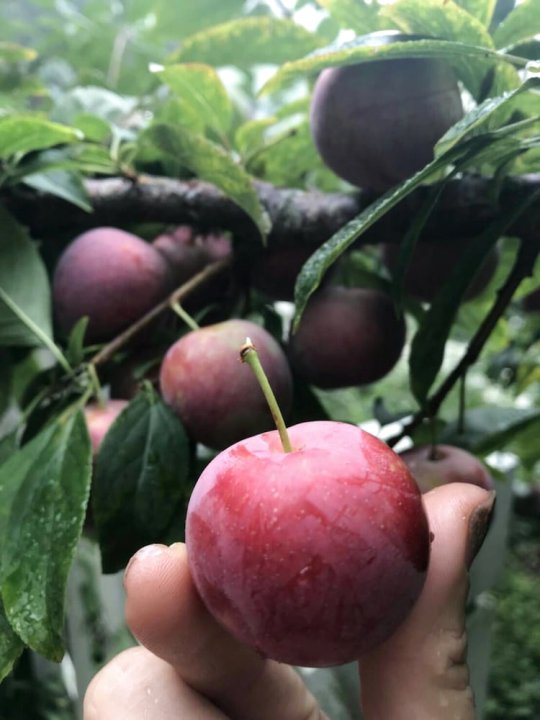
[[4, 173, 540, 248]]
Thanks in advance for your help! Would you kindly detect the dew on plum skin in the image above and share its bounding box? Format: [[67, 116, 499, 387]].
[[186, 421, 430, 666]]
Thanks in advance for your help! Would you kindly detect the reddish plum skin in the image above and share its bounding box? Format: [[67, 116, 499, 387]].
[[289, 286, 406, 389], [310, 59, 463, 192], [186, 421, 430, 667], [53, 228, 172, 342], [84, 399, 128, 457], [382, 241, 498, 303], [160, 320, 293, 449], [400, 444, 494, 494]]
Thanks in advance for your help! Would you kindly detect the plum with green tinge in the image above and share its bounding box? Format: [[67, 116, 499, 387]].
[[53, 228, 172, 342], [160, 319, 293, 449], [186, 420, 430, 667], [310, 58, 463, 192], [289, 286, 406, 389]]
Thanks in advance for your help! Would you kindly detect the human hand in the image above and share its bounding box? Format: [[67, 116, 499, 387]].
[[84, 483, 495, 720]]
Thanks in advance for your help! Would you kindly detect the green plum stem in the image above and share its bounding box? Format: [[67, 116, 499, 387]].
[[170, 301, 200, 331], [241, 339, 293, 453]]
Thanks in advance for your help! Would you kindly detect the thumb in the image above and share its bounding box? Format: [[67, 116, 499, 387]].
[[359, 482, 496, 720]]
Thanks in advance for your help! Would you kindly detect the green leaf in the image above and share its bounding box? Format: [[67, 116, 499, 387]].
[[0, 410, 92, 661], [65, 317, 89, 367], [493, 0, 540, 49], [440, 406, 540, 454], [139, 123, 271, 239], [93, 391, 191, 573], [380, 0, 518, 98], [408, 187, 540, 406], [153, 64, 234, 142], [23, 170, 92, 212], [435, 77, 540, 157], [0, 598, 23, 683], [0, 208, 52, 346], [136, 0, 245, 40], [0, 430, 19, 467], [408, 233, 501, 407], [171, 17, 325, 68], [0, 116, 82, 159], [261, 35, 521, 97], [0, 42, 37, 63], [454, 0, 497, 27], [313, 0, 382, 35]]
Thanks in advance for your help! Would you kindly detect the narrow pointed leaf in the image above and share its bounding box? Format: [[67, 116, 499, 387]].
[[261, 36, 520, 97]]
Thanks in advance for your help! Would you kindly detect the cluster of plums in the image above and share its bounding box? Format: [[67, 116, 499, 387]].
[[60, 55, 499, 667]]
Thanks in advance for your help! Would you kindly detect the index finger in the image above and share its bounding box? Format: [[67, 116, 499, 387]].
[[123, 542, 327, 720]]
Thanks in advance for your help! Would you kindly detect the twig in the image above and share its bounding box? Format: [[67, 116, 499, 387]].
[[387, 235, 540, 447], [89, 259, 230, 367]]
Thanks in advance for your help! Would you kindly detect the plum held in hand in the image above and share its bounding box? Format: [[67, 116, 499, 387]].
[[310, 58, 463, 192], [186, 420, 430, 667], [53, 227, 172, 342]]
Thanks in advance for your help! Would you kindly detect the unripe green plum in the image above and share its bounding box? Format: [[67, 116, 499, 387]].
[[160, 319, 293, 449], [53, 228, 172, 342], [289, 286, 406, 389], [382, 240, 498, 303], [310, 58, 463, 191]]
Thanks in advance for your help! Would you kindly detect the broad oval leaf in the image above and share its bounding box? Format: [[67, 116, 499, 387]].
[[138, 123, 271, 239], [453, 0, 496, 27], [0, 116, 82, 159], [171, 17, 325, 68], [23, 170, 92, 212], [93, 391, 191, 573], [313, 0, 382, 35], [153, 63, 233, 142], [493, 0, 540, 50], [0, 410, 92, 661]]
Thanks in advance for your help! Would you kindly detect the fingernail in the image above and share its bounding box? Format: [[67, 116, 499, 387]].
[[124, 544, 168, 586], [466, 490, 496, 568]]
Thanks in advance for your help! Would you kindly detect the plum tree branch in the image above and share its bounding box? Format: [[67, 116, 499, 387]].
[[5, 173, 540, 249], [88, 258, 230, 367], [387, 233, 540, 448]]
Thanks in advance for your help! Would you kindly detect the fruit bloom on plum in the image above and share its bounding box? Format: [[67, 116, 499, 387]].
[[186, 421, 430, 667]]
